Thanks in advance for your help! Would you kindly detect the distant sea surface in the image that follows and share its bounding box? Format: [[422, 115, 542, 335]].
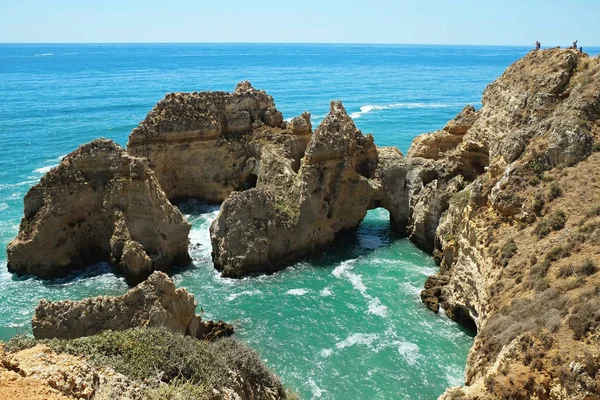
[[2, 44, 597, 399]]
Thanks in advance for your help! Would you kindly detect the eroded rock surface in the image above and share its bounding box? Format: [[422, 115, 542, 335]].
[[127, 81, 311, 203], [32, 271, 232, 341], [210, 101, 388, 277], [412, 48, 600, 399], [7, 139, 191, 284]]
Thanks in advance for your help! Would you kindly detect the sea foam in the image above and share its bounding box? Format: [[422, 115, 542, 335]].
[[350, 102, 458, 119], [336, 333, 379, 349]]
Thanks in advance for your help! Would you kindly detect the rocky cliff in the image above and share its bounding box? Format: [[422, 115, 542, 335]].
[[127, 81, 311, 203], [32, 271, 232, 341], [413, 48, 600, 399], [7, 139, 191, 284]]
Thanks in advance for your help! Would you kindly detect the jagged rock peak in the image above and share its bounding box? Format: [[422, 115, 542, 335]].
[[7, 138, 191, 284], [32, 271, 233, 341]]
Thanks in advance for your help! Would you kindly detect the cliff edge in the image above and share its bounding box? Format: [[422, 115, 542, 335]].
[[413, 48, 600, 399]]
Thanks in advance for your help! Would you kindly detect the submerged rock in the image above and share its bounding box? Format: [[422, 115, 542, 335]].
[[32, 271, 232, 341], [6, 139, 191, 284]]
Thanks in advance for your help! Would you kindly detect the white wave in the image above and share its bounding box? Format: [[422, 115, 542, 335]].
[[0, 203, 7, 212], [347, 272, 367, 295], [34, 53, 54, 57], [319, 348, 333, 358], [445, 364, 465, 387], [34, 165, 57, 174], [350, 102, 458, 119], [287, 288, 307, 296], [0, 180, 37, 191], [397, 341, 420, 366], [399, 281, 422, 297], [307, 378, 327, 398], [320, 287, 332, 296], [336, 333, 378, 349], [284, 117, 293, 122], [227, 289, 262, 301], [332, 259, 355, 278], [367, 298, 388, 317], [57, 154, 67, 161]]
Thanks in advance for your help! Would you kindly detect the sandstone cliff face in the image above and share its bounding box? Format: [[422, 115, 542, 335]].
[[32, 271, 232, 341], [210, 101, 385, 277], [127, 81, 311, 203], [412, 48, 600, 399], [7, 139, 191, 284]]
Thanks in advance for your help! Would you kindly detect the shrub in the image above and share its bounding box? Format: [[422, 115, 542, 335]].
[[548, 182, 562, 201], [568, 299, 600, 340], [593, 143, 600, 153], [548, 210, 566, 231], [532, 194, 545, 216], [5, 334, 37, 353], [531, 259, 551, 280], [534, 211, 566, 238], [588, 204, 600, 217], [546, 246, 569, 262], [529, 176, 541, 186], [534, 221, 551, 238], [45, 328, 284, 396], [500, 239, 518, 267], [578, 259, 598, 276], [479, 289, 567, 361], [145, 379, 210, 400]]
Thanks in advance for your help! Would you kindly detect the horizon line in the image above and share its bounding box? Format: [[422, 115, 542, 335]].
[[2, 41, 600, 48]]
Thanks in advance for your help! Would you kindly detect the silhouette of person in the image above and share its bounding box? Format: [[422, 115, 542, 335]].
[[573, 40, 578, 49], [535, 41, 541, 50]]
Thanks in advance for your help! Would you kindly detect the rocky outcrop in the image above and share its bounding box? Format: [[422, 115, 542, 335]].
[[32, 271, 232, 341], [127, 81, 311, 203], [7, 139, 191, 284], [411, 48, 600, 399], [210, 101, 387, 277]]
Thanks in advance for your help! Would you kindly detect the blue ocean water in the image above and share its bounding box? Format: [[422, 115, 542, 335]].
[[2, 44, 597, 399]]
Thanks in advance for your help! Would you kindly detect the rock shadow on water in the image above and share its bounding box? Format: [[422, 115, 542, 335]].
[[10, 261, 123, 286], [302, 208, 404, 270]]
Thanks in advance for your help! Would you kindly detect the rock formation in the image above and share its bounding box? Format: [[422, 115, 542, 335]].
[[6, 139, 191, 285], [127, 81, 311, 203], [210, 101, 398, 277], [411, 48, 600, 399], [32, 271, 232, 341]]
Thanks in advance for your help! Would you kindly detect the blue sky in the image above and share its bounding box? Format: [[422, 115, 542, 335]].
[[1, 0, 599, 45]]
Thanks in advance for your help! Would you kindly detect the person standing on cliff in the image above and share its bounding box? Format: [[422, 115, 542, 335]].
[[573, 40, 578, 49], [535, 41, 541, 50]]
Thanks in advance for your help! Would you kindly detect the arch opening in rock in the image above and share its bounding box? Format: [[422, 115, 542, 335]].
[[243, 174, 258, 190]]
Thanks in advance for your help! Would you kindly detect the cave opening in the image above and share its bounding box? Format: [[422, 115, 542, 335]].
[[243, 174, 258, 190]]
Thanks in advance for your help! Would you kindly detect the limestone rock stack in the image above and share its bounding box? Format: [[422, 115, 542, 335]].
[[127, 81, 310, 203], [6, 139, 191, 284], [210, 101, 381, 277]]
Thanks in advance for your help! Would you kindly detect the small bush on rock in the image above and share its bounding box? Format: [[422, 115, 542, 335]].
[[548, 183, 562, 201]]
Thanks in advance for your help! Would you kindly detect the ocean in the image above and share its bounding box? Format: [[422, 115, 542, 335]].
[[2, 43, 596, 399]]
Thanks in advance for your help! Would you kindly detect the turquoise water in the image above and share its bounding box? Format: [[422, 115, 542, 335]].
[[3, 44, 597, 399]]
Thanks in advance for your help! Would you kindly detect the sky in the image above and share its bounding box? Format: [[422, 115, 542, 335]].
[[1, 0, 599, 46]]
